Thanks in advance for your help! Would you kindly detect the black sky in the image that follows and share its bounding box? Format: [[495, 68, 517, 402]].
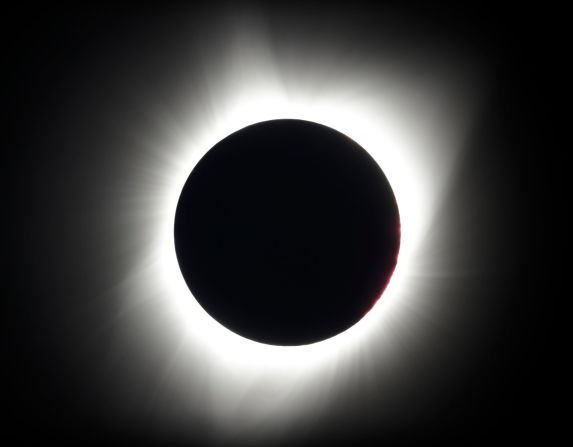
[[4, 3, 548, 445]]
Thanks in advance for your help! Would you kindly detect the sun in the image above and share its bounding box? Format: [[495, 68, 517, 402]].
[[155, 94, 432, 364], [114, 15, 482, 441]]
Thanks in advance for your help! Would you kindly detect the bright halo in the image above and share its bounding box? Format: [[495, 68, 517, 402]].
[[115, 17, 482, 441]]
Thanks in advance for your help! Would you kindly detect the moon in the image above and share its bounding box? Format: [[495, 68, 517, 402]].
[[174, 119, 400, 345]]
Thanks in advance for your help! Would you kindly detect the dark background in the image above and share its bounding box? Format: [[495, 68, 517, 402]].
[[5, 3, 548, 445]]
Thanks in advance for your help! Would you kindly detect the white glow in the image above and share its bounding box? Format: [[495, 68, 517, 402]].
[[113, 16, 483, 442]]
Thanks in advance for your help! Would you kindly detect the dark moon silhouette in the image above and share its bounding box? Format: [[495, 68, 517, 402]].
[[174, 119, 400, 345]]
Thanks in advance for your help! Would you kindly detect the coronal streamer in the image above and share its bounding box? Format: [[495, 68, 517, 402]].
[[109, 11, 483, 444]]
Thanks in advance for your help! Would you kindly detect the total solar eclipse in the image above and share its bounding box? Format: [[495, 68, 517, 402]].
[[174, 119, 400, 345]]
